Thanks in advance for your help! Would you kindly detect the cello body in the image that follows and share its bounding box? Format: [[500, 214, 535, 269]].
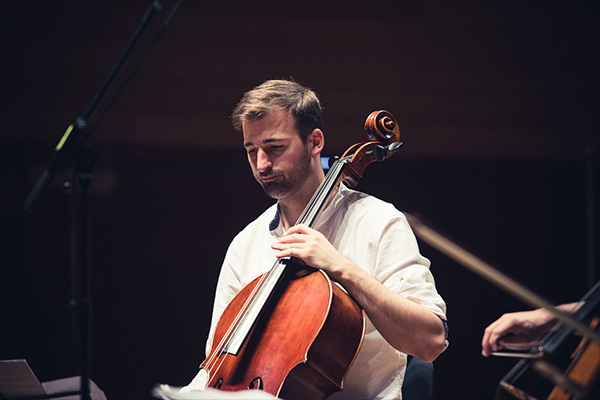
[[203, 266, 364, 399]]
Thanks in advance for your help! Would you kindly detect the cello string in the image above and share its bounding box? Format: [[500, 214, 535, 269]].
[[297, 156, 347, 227], [203, 270, 272, 369], [301, 156, 344, 224], [296, 163, 335, 225]]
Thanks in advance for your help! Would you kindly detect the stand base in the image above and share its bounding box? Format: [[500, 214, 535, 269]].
[[0, 359, 106, 400]]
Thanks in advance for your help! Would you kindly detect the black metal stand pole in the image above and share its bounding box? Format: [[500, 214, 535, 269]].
[[68, 146, 96, 400]]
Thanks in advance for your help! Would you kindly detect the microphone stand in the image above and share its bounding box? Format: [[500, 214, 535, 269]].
[[68, 145, 96, 400], [22, 1, 173, 398]]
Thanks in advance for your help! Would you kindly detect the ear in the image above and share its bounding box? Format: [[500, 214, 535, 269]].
[[309, 129, 325, 156]]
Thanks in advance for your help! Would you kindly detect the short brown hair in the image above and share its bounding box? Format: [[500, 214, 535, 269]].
[[231, 79, 323, 143]]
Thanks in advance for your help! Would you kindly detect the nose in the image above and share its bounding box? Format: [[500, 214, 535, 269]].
[[256, 149, 272, 173]]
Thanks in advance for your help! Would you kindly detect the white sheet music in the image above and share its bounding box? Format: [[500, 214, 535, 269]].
[[152, 384, 280, 400]]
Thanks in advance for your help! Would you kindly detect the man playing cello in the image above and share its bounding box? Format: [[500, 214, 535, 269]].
[[184, 79, 448, 399]]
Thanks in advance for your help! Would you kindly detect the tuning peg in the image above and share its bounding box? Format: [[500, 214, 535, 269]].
[[388, 142, 403, 153]]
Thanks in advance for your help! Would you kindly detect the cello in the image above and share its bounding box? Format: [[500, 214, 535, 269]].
[[194, 110, 403, 399], [496, 280, 600, 400]]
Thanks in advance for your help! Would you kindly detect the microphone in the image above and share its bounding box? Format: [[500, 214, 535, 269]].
[[23, 117, 87, 212]]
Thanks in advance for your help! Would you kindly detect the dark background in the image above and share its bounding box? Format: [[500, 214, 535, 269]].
[[1, 1, 599, 399]]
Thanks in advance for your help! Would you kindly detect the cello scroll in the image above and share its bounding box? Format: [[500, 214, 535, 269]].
[[341, 110, 403, 187]]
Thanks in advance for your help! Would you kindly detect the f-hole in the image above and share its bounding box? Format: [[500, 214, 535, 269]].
[[248, 377, 263, 390], [214, 378, 223, 389]]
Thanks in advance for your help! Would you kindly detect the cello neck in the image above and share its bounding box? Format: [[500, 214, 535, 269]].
[[296, 155, 351, 229]]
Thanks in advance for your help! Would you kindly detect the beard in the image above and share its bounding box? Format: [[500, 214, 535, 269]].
[[255, 148, 313, 200]]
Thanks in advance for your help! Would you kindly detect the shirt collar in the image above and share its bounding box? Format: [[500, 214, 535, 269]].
[[269, 203, 282, 236]]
